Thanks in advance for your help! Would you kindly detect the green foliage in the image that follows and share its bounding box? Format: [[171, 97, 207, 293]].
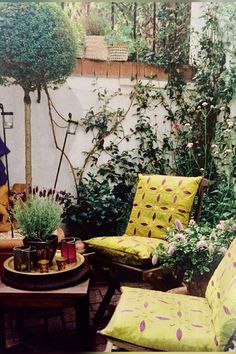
[[80, 12, 107, 36], [62, 3, 236, 237], [154, 219, 236, 282], [0, 3, 77, 91], [13, 196, 63, 241], [105, 26, 132, 45], [63, 175, 129, 239]]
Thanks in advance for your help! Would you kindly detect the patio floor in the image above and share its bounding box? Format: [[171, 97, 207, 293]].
[[3, 272, 146, 353]]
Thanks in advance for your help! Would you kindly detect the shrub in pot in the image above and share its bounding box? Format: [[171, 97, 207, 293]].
[[81, 12, 108, 61], [13, 196, 63, 262]]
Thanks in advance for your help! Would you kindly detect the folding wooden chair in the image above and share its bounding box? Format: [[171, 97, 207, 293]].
[[85, 174, 208, 325]]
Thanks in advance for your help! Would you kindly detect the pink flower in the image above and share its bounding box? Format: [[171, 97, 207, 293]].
[[231, 224, 236, 232], [187, 142, 193, 148], [216, 220, 226, 229], [152, 254, 158, 265], [196, 240, 208, 249], [175, 219, 183, 231], [168, 244, 177, 255]]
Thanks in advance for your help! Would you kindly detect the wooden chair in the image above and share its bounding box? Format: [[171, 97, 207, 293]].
[[85, 174, 208, 325], [100, 236, 236, 352]]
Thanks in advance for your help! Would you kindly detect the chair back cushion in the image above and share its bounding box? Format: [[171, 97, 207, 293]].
[[125, 174, 202, 239], [206, 237, 236, 350]]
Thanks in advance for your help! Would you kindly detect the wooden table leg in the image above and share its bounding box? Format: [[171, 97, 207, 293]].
[[0, 307, 6, 352], [75, 295, 90, 350]]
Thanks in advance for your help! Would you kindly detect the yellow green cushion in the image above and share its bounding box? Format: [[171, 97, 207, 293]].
[[101, 286, 217, 352], [206, 237, 236, 350], [85, 236, 167, 267], [126, 174, 202, 239]]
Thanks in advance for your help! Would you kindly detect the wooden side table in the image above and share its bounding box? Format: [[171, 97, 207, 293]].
[[0, 276, 90, 352]]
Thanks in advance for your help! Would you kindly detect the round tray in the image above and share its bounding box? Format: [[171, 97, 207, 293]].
[[2, 251, 90, 291]]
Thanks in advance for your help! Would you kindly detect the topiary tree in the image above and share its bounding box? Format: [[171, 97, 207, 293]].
[[0, 3, 77, 187]]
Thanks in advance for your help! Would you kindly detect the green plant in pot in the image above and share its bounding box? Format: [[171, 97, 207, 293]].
[[105, 25, 132, 61], [13, 196, 63, 263], [80, 11, 108, 61]]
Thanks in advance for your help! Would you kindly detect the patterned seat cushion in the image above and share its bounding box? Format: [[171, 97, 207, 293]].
[[85, 236, 167, 267], [101, 286, 217, 352], [205, 237, 236, 350], [85, 174, 202, 266]]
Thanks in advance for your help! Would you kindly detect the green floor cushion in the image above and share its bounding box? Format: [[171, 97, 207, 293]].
[[85, 235, 167, 267], [101, 286, 217, 352], [125, 174, 202, 239], [206, 236, 236, 350]]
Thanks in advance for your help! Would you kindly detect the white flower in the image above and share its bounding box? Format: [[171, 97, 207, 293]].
[[226, 119, 234, 128], [187, 142, 193, 148], [173, 233, 186, 243], [189, 219, 196, 225], [202, 102, 208, 107], [184, 123, 191, 128], [211, 144, 218, 149], [196, 240, 208, 249], [208, 244, 215, 254], [219, 246, 227, 255]]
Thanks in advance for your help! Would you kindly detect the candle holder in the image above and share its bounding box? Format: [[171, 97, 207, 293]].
[[61, 237, 76, 263]]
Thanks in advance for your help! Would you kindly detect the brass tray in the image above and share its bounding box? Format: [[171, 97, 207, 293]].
[[2, 251, 90, 290]]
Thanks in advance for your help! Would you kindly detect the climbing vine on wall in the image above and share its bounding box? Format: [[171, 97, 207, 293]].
[[63, 3, 236, 238]]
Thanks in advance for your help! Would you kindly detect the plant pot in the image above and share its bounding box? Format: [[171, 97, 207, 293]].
[[108, 44, 129, 61], [185, 273, 212, 297], [84, 35, 108, 61], [23, 234, 58, 263]]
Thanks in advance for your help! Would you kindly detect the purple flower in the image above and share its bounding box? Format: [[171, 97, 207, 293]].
[[168, 244, 177, 255], [152, 254, 158, 265], [175, 219, 183, 231]]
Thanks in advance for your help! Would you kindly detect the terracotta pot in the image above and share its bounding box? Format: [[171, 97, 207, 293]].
[[23, 234, 58, 263]]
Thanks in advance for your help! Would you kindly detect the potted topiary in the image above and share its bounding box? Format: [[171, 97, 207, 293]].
[[81, 12, 108, 61], [105, 26, 132, 62], [13, 196, 63, 263]]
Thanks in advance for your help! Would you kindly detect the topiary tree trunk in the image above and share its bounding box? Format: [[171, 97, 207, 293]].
[[0, 3, 78, 187], [24, 90, 32, 187]]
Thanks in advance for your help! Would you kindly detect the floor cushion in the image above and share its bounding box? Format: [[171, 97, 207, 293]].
[[101, 286, 217, 352]]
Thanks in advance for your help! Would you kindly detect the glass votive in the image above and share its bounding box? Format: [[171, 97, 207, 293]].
[[61, 237, 76, 263], [56, 256, 67, 271], [38, 259, 50, 273], [13, 246, 37, 272]]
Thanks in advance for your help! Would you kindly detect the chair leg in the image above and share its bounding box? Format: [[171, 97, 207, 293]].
[[93, 279, 120, 326]]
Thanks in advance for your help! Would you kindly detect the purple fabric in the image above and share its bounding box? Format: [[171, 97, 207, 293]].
[[0, 136, 10, 186]]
